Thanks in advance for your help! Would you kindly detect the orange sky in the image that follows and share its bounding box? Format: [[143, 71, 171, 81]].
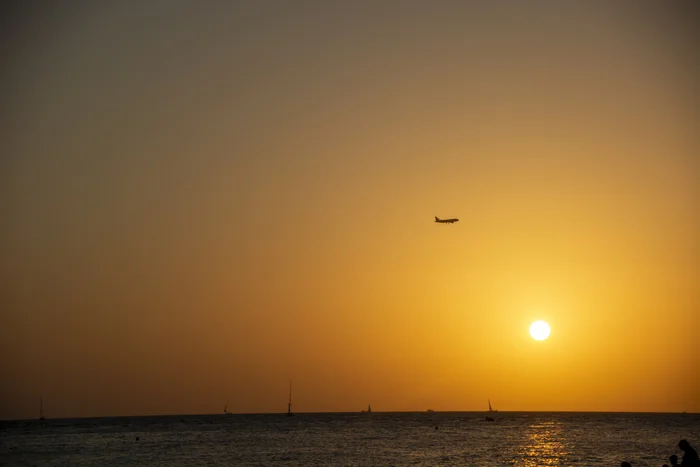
[[2, 1, 699, 419]]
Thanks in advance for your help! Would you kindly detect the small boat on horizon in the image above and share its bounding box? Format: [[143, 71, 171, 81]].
[[484, 399, 496, 421], [39, 396, 46, 421], [488, 399, 497, 413], [224, 402, 232, 415], [285, 380, 294, 417], [361, 404, 372, 413]]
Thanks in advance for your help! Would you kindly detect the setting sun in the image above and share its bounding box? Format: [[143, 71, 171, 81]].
[[529, 321, 551, 341]]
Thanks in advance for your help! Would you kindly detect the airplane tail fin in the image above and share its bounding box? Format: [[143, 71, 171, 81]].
[[435, 216, 440, 222]]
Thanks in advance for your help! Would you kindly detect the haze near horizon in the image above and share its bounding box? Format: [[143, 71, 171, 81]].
[[2, 1, 698, 420]]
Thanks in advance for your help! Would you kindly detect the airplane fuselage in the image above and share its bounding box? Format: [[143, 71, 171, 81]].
[[435, 216, 459, 224]]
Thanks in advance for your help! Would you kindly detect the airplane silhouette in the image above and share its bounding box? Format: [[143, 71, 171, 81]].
[[435, 216, 459, 224]]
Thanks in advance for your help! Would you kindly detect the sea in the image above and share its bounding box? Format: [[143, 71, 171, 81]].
[[1, 412, 699, 466]]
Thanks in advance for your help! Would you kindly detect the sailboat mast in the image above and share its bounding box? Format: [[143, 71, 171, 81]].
[[287, 380, 292, 413]]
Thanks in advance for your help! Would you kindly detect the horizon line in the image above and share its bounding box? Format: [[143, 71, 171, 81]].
[[3, 409, 696, 422]]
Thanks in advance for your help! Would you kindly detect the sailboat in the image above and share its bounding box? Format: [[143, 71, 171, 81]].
[[223, 402, 232, 415], [488, 399, 497, 413], [285, 380, 293, 417], [39, 396, 46, 421], [362, 404, 372, 413], [484, 399, 496, 421]]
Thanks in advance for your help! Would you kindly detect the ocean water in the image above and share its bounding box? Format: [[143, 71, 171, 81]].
[[1, 412, 699, 466]]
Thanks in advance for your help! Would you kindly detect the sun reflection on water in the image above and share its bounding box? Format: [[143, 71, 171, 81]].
[[515, 421, 571, 466]]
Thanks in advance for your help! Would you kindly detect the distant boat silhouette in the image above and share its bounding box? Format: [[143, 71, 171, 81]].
[[362, 404, 372, 413], [484, 399, 496, 421], [286, 380, 293, 417], [223, 402, 232, 415], [39, 396, 46, 421], [427, 409, 435, 413]]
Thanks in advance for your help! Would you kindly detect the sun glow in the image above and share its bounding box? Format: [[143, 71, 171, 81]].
[[529, 321, 551, 341]]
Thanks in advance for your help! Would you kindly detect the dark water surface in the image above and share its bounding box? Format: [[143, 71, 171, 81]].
[[1, 412, 699, 466]]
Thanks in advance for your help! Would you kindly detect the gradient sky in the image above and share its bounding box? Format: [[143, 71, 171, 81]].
[[2, 1, 699, 419]]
